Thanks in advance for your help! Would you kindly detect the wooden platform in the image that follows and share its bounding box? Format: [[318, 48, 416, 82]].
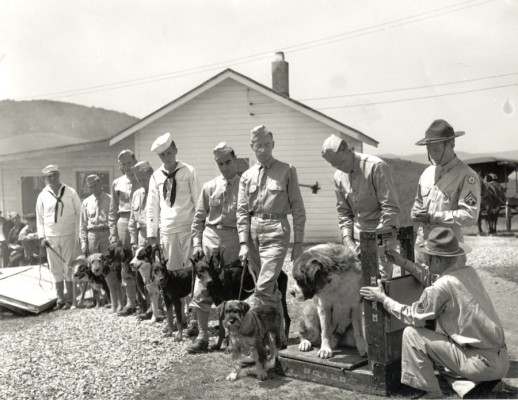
[[278, 344, 402, 395], [0, 265, 56, 314]]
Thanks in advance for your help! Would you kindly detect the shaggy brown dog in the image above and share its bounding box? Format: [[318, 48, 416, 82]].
[[193, 255, 290, 351], [291, 243, 367, 359], [220, 300, 282, 381]]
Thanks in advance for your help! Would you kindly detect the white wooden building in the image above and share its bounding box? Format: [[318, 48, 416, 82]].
[[110, 55, 378, 242]]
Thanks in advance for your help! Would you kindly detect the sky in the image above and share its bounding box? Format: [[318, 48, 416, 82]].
[[1, 0, 517, 156]]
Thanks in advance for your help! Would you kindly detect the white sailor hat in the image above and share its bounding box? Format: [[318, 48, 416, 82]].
[[213, 142, 235, 160], [321, 134, 346, 162], [42, 165, 59, 175], [251, 125, 273, 141], [151, 132, 174, 153]]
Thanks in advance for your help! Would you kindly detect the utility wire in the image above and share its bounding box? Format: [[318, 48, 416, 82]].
[[317, 82, 518, 110], [301, 72, 518, 101], [15, 0, 493, 101]]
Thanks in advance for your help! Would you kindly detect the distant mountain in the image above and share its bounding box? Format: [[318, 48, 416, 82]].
[[0, 99, 138, 156]]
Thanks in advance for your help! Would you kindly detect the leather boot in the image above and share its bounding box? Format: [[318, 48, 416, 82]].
[[62, 280, 74, 310]]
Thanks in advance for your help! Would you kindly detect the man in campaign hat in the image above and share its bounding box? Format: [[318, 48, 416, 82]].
[[321, 134, 401, 279], [128, 161, 164, 322], [188, 142, 241, 353], [147, 132, 200, 330], [361, 227, 509, 399], [36, 165, 82, 310], [109, 149, 141, 316], [237, 125, 306, 341], [79, 175, 111, 256], [411, 119, 480, 264]]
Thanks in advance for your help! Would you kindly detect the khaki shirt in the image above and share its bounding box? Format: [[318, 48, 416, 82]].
[[412, 156, 480, 243], [237, 157, 306, 243], [191, 174, 240, 247], [79, 192, 111, 245], [109, 175, 140, 237], [383, 264, 506, 351], [335, 152, 400, 238], [129, 187, 148, 245]]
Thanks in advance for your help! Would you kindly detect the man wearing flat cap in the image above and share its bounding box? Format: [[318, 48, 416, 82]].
[[237, 125, 306, 339], [411, 119, 480, 265], [147, 132, 200, 328], [188, 142, 241, 353], [109, 149, 141, 316], [321, 134, 400, 280], [79, 175, 111, 256], [129, 161, 164, 322], [36, 165, 82, 310], [361, 227, 508, 399]]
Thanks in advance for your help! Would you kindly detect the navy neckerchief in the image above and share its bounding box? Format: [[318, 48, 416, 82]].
[[162, 169, 179, 207], [48, 185, 66, 223]]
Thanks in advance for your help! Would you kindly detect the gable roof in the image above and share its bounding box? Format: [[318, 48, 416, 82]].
[[109, 68, 378, 147]]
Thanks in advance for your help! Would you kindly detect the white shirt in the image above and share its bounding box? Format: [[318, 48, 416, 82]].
[[146, 161, 200, 236], [36, 184, 82, 237]]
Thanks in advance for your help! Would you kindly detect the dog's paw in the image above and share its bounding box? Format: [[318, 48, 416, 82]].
[[298, 339, 312, 352], [256, 369, 268, 380], [225, 372, 238, 381], [317, 346, 333, 359], [355, 337, 368, 357]]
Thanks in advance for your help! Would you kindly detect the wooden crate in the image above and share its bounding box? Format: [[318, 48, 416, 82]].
[[278, 344, 402, 395]]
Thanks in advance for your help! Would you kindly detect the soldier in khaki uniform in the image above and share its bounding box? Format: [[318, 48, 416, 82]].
[[321, 134, 401, 280], [237, 125, 306, 339], [188, 142, 241, 354], [128, 161, 164, 322], [79, 175, 111, 256], [411, 119, 481, 265], [109, 149, 141, 316]]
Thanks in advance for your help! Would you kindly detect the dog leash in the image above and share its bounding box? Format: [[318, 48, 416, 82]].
[[239, 259, 256, 300]]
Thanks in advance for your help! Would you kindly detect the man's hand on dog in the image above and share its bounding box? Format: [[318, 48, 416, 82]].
[[360, 280, 387, 303]]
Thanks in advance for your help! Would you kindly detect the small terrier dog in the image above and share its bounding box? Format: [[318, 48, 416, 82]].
[[220, 300, 282, 381]]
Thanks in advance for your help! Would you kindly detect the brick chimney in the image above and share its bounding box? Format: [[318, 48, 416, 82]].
[[272, 52, 289, 97]]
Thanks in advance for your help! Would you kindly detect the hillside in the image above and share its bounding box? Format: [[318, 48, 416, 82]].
[[0, 100, 138, 155]]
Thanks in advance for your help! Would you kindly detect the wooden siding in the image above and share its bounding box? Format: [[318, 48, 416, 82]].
[[0, 136, 134, 215], [134, 79, 363, 243]]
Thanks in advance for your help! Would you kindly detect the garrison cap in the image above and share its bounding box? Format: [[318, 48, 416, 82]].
[[151, 132, 174, 153], [251, 125, 273, 141], [213, 142, 234, 161], [321, 134, 346, 162], [85, 174, 101, 185], [42, 165, 59, 175], [133, 161, 154, 174]]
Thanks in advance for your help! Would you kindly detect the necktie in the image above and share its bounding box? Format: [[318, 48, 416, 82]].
[[162, 169, 178, 207], [257, 164, 266, 187], [48, 186, 66, 223]]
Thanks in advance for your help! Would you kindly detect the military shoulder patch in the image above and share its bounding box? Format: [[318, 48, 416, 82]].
[[467, 175, 476, 185], [464, 191, 478, 206]]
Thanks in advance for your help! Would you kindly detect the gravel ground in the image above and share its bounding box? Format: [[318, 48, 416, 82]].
[[1, 235, 517, 400], [0, 308, 191, 400]]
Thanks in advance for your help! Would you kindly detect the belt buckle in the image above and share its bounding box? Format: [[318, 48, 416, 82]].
[[216, 224, 223, 229]]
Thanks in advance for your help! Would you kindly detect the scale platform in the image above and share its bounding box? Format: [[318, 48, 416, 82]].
[[278, 344, 402, 395]]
